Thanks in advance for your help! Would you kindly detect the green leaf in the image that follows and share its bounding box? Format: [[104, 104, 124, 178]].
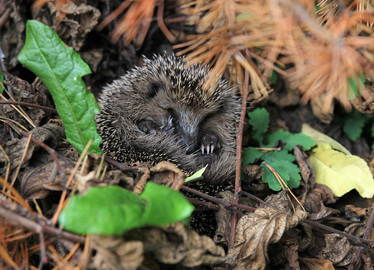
[[343, 110, 367, 141], [309, 144, 374, 198], [248, 108, 270, 145], [185, 165, 207, 182], [242, 147, 264, 166], [348, 73, 365, 98], [270, 70, 278, 85], [59, 186, 146, 235], [265, 129, 316, 151], [0, 71, 4, 94], [18, 20, 102, 154], [140, 182, 194, 225], [260, 150, 301, 191]]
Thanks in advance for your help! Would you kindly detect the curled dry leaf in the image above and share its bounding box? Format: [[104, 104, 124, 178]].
[[91, 235, 144, 270], [303, 184, 337, 220], [228, 205, 307, 270], [300, 257, 335, 270], [126, 222, 226, 268], [319, 233, 360, 268], [150, 161, 186, 190], [47, 1, 101, 50], [0, 122, 65, 171], [20, 159, 73, 199]]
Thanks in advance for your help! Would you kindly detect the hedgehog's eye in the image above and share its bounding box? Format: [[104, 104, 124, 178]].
[[148, 82, 162, 98]]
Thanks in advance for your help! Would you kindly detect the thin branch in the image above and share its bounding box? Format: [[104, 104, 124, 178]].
[[229, 65, 249, 249], [0, 100, 58, 113]]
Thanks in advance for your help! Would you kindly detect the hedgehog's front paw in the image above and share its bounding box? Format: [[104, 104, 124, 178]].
[[138, 120, 159, 134], [200, 132, 221, 155]]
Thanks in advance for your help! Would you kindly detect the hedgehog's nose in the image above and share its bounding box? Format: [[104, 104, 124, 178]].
[[183, 136, 197, 155], [185, 143, 195, 155]]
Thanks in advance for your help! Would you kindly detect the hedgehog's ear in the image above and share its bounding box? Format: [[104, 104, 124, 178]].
[[148, 82, 162, 98]]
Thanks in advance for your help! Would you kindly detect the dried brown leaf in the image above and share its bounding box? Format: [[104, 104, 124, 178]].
[[319, 233, 359, 267], [228, 192, 307, 270], [91, 235, 143, 270], [126, 222, 226, 267], [20, 159, 73, 200], [47, 1, 101, 50], [0, 123, 65, 171], [300, 257, 335, 270]]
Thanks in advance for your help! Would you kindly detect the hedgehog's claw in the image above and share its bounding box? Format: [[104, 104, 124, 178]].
[[200, 133, 220, 155]]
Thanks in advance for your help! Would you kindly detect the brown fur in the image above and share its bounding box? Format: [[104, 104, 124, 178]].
[[95, 55, 241, 184]]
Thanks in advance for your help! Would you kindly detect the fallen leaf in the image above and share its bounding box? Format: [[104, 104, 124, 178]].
[[301, 124, 351, 155], [91, 235, 144, 270], [300, 257, 335, 270], [309, 144, 374, 198], [319, 233, 359, 267], [228, 192, 307, 270]]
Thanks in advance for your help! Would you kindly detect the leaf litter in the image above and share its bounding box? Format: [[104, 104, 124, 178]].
[[1, 1, 374, 269]]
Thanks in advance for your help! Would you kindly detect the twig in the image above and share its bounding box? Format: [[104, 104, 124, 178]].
[[0, 195, 85, 244], [229, 64, 249, 249], [3, 119, 65, 181], [51, 140, 93, 225], [181, 186, 256, 212], [37, 232, 47, 270], [0, 100, 58, 113], [156, 0, 176, 43], [0, 41, 12, 96], [104, 156, 140, 173], [304, 219, 374, 252]]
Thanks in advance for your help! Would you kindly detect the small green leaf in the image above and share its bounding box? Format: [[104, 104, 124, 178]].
[[348, 73, 365, 98], [343, 110, 367, 141], [242, 147, 264, 165], [270, 70, 278, 85], [59, 186, 146, 235], [260, 150, 301, 191], [140, 182, 194, 226], [185, 165, 207, 182], [0, 71, 4, 94], [18, 20, 102, 154], [265, 129, 290, 148], [265, 129, 316, 151], [248, 108, 270, 145]]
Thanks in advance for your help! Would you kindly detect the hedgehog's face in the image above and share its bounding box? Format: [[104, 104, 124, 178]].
[[136, 75, 224, 164]]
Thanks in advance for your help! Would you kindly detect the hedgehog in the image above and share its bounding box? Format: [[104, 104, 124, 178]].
[[95, 54, 241, 185]]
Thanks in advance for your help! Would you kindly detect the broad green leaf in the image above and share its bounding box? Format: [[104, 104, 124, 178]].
[[248, 108, 270, 145], [18, 20, 102, 154], [309, 144, 374, 198], [260, 150, 301, 191], [301, 124, 350, 155], [59, 186, 146, 235], [343, 110, 367, 141], [185, 165, 207, 182], [140, 182, 194, 225]]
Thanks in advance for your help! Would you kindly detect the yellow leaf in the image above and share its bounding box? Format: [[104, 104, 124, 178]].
[[309, 144, 374, 198], [301, 124, 350, 155]]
